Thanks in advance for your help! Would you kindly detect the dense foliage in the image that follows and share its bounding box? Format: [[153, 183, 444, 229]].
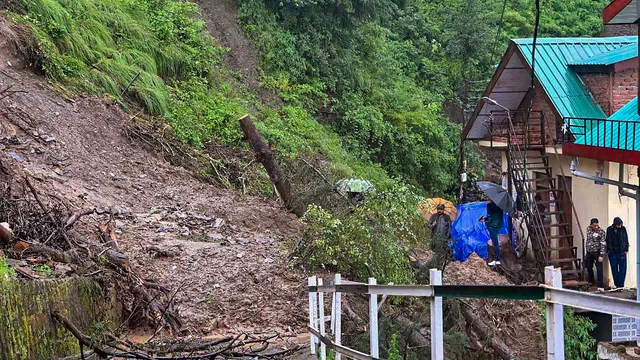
[[541, 304, 597, 359], [238, 0, 608, 193], [295, 187, 429, 284]]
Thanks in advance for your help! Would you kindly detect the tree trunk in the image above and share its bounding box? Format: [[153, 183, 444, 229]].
[[238, 115, 300, 216], [461, 305, 513, 359]]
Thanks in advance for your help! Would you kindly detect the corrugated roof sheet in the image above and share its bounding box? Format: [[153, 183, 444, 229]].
[[569, 43, 637, 66], [514, 37, 637, 120], [574, 97, 640, 150]]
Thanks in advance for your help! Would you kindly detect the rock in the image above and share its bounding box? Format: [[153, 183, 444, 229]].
[[40, 134, 56, 142], [7, 152, 24, 162], [214, 218, 224, 228], [180, 226, 190, 236], [49, 173, 68, 183], [236, 252, 244, 258], [0, 223, 13, 244], [264, 257, 274, 264], [155, 225, 170, 233], [207, 233, 224, 240], [52, 263, 74, 277]]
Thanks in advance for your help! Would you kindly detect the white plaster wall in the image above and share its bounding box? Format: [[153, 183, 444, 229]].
[[606, 163, 638, 289]]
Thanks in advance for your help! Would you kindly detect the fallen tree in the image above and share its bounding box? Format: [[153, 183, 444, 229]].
[[238, 114, 301, 216], [52, 311, 297, 359]]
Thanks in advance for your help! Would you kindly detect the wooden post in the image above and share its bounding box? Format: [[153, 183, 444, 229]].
[[238, 115, 299, 215], [330, 291, 336, 334], [308, 276, 317, 354], [369, 277, 379, 358], [334, 274, 342, 360], [430, 269, 444, 360], [318, 278, 327, 360], [545, 266, 564, 360]]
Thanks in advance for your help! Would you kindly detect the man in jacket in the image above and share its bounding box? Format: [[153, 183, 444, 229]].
[[585, 218, 605, 291], [606, 217, 629, 289], [480, 199, 504, 266], [429, 204, 452, 240]]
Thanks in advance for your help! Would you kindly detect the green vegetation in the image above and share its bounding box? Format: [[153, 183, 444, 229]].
[[541, 304, 597, 360], [294, 187, 429, 284], [0, 256, 16, 279], [32, 264, 52, 276], [387, 334, 401, 360], [0, 278, 118, 359]]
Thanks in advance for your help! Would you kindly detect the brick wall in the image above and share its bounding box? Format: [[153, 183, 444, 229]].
[[612, 67, 638, 113], [528, 93, 557, 144], [581, 73, 611, 116]]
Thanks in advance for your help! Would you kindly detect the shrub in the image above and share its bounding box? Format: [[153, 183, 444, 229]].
[[295, 186, 429, 284]]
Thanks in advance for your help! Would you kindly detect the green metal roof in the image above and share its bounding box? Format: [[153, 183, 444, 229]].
[[568, 42, 637, 66], [574, 97, 640, 150], [609, 97, 640, 122], [514, 37, 637, 120]]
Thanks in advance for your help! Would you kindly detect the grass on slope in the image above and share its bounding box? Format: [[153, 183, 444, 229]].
[[6, 0, 392, 195]]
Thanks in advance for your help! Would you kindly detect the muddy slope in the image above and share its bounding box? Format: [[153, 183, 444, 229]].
[[0, 19, 306, 335]]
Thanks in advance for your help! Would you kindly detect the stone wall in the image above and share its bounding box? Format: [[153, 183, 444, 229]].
[[0, 278, 119, 360]]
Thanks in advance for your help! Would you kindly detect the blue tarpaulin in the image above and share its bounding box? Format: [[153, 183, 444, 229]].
[[451, 202, 509, 262]]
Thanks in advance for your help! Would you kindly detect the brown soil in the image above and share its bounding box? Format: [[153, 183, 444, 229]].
[[0, 19, 306, 335], [194, 0, 279, 105], [446, 254, 545, 359]]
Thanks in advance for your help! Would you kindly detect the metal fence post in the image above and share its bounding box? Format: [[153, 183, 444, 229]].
[[545, 266, 564, 360], [308, 276, 317, 355], [318, 278, 327, 360], [369, 277, 379, 358], [334, 274, 342, 360], [430, 269, 444, 360]]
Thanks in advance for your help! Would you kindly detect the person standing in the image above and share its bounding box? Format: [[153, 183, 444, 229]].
[[606, 217, 629, 289], [480, 199, 504, 266], [584, 218, 605, 291], [429, 204, 452, 241]]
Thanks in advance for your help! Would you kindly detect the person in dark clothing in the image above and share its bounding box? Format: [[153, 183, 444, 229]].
[[606, 217, 629, 289], [584, 218, 606, 291], [480, 199, 504, 266], [428, 204, 452, 240]]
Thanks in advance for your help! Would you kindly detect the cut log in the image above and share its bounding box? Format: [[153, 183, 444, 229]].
[[461, 305, 514, 359], [23, 244, 77, 263], [238, 115, 300, 216], [392, 315, 429, 348]]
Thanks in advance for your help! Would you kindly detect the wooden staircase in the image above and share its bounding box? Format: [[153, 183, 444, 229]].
[[497, 110, 587, 288]]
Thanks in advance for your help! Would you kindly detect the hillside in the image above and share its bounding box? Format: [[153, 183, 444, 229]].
[[0, 0, 611, 357], [0, 16, 306, 336]]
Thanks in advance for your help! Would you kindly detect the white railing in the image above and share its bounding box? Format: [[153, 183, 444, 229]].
[[308, 266, 640, 360]]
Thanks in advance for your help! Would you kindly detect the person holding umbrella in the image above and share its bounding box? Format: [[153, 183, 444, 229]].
[[480, 198, 504, 266], [476, 181, 513, 266], [429, 204, 452, 240]]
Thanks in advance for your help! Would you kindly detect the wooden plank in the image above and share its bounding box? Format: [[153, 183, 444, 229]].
[[434, 285, 545, 300], [368, 278, 379, 358], [430, 269, 444, 360], [334, 274, 342, 360], [308, 276, 317, 355], [308, 327, 374, 360], [318, 278, 326, 360], [545, 266, 565, 360]]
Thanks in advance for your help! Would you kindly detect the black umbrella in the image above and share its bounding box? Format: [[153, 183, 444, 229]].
[[477, 181, 514, 214]]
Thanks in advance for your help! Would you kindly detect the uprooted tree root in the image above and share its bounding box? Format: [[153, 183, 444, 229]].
[[53, 312, 299, 360], [0, 164, 184, 328], [0, 169, 299, 359]]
